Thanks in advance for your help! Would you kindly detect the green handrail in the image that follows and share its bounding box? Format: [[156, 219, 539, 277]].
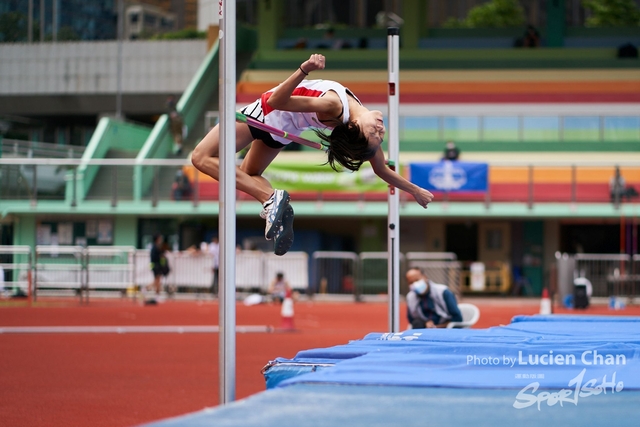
[[66, 117, 150, 203], [134, 40, 220, 201]]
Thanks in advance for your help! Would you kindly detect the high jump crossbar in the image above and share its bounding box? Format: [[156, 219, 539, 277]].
[[235, 111, 328, 152]]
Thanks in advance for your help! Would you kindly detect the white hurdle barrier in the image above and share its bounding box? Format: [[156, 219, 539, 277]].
[[134, 250, 310, 293], [86, 246, 136, 291], [134, 249, 154, 289], [34, 245, 85, 299], [135, 249, 214, 290], [170, 251, 214, 289], [0, 245, 32, 296], [25, 248, 467, 299], [236, 251, 265, 291]]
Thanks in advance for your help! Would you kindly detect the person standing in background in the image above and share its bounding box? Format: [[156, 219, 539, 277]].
[[147, 233, 170, 305], [268, 272, 290, 304], [208, 235, 219, 295], [167, 96, 185, 155], [442, 140, 460, 161]]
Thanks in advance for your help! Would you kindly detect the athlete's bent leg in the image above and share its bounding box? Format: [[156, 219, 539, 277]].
[[191, 123, 279, 204]]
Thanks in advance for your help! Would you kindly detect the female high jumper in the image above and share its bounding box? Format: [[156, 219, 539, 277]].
[[191, 53, 434, 256]]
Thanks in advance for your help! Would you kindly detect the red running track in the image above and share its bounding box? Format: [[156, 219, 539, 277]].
[[1, 297, 638, 427]]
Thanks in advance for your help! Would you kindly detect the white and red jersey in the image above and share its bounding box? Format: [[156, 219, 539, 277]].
[[240, 79, 361, 145]]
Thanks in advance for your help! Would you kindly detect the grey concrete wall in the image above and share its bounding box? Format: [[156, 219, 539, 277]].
[[0, 40, 207, 95]]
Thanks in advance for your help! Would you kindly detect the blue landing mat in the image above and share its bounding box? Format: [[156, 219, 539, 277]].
[[142, 315, 640, 426], [142, 384, 640, 427], [265, 315, 640, 389]]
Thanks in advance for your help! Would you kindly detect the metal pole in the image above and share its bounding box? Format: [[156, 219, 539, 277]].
[[387, 27, 400, 333], [83, 248, 89, 305], [28, 0, 33, 43], [111, 165, 118, 208], [33, 250, 38, 302], [71, 166, 77, 207], [116, 0, 124, 119], [40, 0, 45, 42], [219, 0, 237, 405], [152, 166, 158, 207], [31, 165, 38, 207], [528, 164, 534, 209], [614, 165, 621, 209], [571, 164, 576, 204], [193, 166, 200, 208], [52, 0, 57, 42]]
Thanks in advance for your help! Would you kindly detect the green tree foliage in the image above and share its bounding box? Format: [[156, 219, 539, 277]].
[[0, 11, 27, 42], [56, 26, 80, 41], [582, 0, 640, 27], [150, 28, 206, 40], [443, 0, 526, 28]]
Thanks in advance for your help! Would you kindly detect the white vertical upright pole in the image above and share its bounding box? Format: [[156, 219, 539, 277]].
[[387, 27, 400, 333], [218, 0, 236, 405]]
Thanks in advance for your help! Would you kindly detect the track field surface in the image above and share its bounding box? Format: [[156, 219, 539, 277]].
[[1, 296, 639, 427]]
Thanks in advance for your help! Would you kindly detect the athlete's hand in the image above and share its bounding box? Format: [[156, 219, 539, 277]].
[[301, 54, 326, 73], [413, 188, 434, 209]]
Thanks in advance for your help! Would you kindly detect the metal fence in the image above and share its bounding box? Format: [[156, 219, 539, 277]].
[[1, 247, 524, 301], [358, 252, 402, 297], [2, 157, 640, 206], [574, 253, 633, 298], [9, 247, 640, 302], [1, 139, 85, 159], [312, 251, 359, 295], [310, 251, 462, 299], [555, 253, 640, 301]]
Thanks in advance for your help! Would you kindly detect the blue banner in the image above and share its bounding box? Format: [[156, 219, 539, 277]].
[[409, 161, 488, 192]]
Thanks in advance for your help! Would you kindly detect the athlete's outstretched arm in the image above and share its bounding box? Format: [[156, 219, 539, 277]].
[[368, 148, 433, 208], [266, 54, 339, 115]]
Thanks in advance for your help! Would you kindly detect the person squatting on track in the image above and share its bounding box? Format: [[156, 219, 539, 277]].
[[191, 53, 434, 256], [406, 267, 462, 329]]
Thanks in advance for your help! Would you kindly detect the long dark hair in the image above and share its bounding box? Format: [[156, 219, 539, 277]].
[[313, 119, 377, 172]]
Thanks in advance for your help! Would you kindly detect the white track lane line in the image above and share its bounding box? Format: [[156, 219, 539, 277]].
[[0, 325, 274, 334]]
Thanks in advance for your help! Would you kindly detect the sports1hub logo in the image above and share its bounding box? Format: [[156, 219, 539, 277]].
[[466, 350, 628, 411], [513, 368, 623, 410]]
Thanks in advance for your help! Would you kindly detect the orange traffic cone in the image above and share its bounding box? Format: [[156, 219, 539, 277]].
[[539, 287, 552, 315], [279, 289, 295, 331]]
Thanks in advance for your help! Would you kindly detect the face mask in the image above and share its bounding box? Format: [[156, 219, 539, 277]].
[[411, 279, 428, 295]]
